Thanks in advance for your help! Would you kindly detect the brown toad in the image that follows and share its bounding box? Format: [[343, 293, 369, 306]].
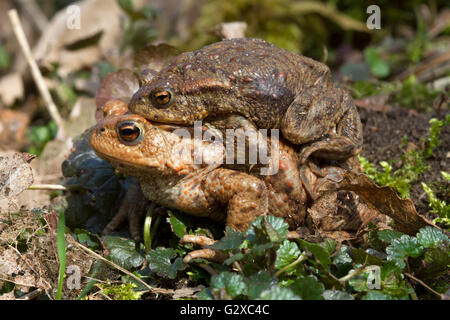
[[89, 110, 308, 231], [129, 38, 363, 165]]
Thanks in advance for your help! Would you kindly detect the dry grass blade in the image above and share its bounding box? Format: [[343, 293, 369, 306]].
[[68, 237, 174, 295], [8, 9, 65, 140]]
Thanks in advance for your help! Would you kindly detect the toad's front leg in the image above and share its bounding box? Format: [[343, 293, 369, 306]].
[[202, 168, 269, 231], [102, 178, 149, 242]]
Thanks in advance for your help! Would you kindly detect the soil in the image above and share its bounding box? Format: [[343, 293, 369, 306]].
[[358, 106, 450, 217]]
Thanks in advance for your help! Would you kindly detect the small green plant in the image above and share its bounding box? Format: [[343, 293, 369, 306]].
[[360, 116, 450, 198], [27, 121, 58, 156], [137, 213, 449, 300], [422, 172, 450, 229], [56, 210, 67, 300], [364, 46, 390, 79], [0, 44, 11, 71], [350, 76, 441, 111], [394, 76, 441, 111], [100, 282, 144, 300], [117, 0, 157, 53]]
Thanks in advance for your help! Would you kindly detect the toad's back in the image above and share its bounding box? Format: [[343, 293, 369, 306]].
[[155, 38, 332, 128]]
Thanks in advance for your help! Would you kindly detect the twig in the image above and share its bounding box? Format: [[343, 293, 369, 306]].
[[8, 9, 66, 140], [404, 272, 444, 299], [28, 184, 69, 191], [17, 288, 44, 300], [69, 238, 174, 295]]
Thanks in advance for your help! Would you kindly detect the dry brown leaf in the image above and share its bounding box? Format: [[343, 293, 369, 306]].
[[95, 69, 139, 121], [308, 191, 381, 233], [354, 95, 391, 112], [134, 43, 182, 73], [32, 0, 124, 76], [318, 170, 437, 235], [0, 152, 34, 200], [0, 248, 38, 288], [0, 73, 24, 106], [0, 108, 30, 151], [173, 285, 205, 299]]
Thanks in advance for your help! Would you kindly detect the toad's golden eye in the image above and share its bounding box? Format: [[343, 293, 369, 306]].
[[117, 121, 143, 145], [152, 90, 172, 107]]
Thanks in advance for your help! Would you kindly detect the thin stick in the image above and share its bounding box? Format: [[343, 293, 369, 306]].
[[69, 238, 174, 295], [17, 288, 44, 300], [8, 9, 65, 140], [28, 184, 69, 191], [404, 272, 443, 299]]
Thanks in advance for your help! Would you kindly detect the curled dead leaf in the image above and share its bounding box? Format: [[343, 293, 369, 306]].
[[95, 69, 139, 122], [0, 108, 30, 150], [134, 43, 182, 73], [318, 170, 437, 235], [0, 73, 24, 106], [0, 152, 34, 200], [32, 0, 123, 76]]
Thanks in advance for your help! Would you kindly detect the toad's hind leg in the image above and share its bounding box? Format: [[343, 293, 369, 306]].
[[203, 169, 269, 231], [282, 88, 363, 164]]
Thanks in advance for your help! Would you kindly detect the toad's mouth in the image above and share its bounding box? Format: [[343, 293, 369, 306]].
[[92, 147, 163, 173]]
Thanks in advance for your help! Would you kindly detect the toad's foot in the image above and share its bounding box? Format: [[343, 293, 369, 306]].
[[102, 179, 149, 242], [298, 136, 362, 165], [180, 235, 228, 263]]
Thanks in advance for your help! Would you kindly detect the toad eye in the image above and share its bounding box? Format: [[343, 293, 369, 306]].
[[152, 89, 172, 107], [117, 121, 143, 145]]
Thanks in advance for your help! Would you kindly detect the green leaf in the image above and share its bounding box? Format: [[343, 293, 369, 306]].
[[117, 0, 134, 14], [246, 271, 277, 299], [224, 252, 245, 265], [211, 227, 245, 250], [103, 236, 145, 270], [299, 240, 331, 270], [264, 216, 289, 239], [263, 218, 282, 242], [351, 248, 384, 266], [416, 227, 448, 248], [323, 290, 354, 300], [386, 235, 424, 268], [56, 211, 66, 300], [145, 247, 185, 279], [197, 288, 214, 300], [168, 211, 187, 238], [210, 272, 246, 298], [0, 44, 11, 70], [417, 247, 450, 279], [377, 229, 404, 243], [259, 286, 301, 300], [364, 47, 390, 78], [73, 229, 98, 249], [248, 242, 274, 256], [247, 215, 289, 243], [362, 291, 396, 300], [274, 240, 301, 270], [322, 239, 336, 255], [333, 245, 353, 276], [290, 275, 324, 300], [442, 171, 450, 181]]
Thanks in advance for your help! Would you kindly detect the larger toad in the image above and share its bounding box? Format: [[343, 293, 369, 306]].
[[129, 38, 363, 164]]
